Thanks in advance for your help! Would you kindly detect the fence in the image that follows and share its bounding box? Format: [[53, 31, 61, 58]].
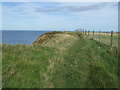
[[75, 29, 118, 48]]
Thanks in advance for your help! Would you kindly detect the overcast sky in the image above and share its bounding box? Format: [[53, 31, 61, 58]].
[[1, 2, 118, 31]]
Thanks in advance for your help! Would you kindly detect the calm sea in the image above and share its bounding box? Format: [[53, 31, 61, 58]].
[[2, 30, 51, 45]]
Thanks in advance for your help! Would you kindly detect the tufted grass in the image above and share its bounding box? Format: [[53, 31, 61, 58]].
[[2, 31, 119, 88]]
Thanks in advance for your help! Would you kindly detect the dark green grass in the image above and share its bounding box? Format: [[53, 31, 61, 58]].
[[49, 38, 118, 88], [2, 32, 119, 88], [2, 44, 57, 88]]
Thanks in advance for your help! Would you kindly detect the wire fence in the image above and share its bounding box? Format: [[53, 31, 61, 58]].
[[75, 29, 118, 48]]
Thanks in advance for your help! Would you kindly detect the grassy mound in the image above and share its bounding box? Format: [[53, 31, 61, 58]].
[[2, 31, 119, 88], [33, 31, 81, 44]]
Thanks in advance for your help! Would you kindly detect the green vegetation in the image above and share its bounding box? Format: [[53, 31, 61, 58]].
[[87, 33, 118, 48], [2, 31, 119, 88]]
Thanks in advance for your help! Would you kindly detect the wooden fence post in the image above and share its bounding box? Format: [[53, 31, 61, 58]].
[[88, 30, 89, 37], [99, 31, 101, 42], [83, 29, 84, 35], [84, 29, 85, 35], [93, 30, 94, 39], [110, 31, 113, 46]]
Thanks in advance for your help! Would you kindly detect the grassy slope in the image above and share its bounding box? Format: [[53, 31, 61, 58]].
[[2, 31, 119, 88]]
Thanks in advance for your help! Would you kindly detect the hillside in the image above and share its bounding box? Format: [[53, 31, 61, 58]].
[[2, 31, 119, 88]]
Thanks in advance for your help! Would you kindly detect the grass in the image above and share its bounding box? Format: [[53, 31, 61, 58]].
[[45, 37, 118, 88], [2, 31, 119, 88], [87, 32, 118, 48], [2, 44, 57, 88]]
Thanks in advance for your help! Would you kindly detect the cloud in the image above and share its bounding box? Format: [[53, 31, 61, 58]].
[[35, 8, 62, 12], [66, 3, 109, 12], [35, 2, 112, 13], [2, 2, 117, 31]]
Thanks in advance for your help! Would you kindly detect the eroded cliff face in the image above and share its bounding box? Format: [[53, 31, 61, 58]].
[[33, 31, 82, 45], [33, 31, 63, 44]]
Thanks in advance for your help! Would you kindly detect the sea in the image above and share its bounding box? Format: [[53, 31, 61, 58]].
[[2, 30, 51, 45]]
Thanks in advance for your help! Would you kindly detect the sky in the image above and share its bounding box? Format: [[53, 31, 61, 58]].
[[1, 2, 118, 31]]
